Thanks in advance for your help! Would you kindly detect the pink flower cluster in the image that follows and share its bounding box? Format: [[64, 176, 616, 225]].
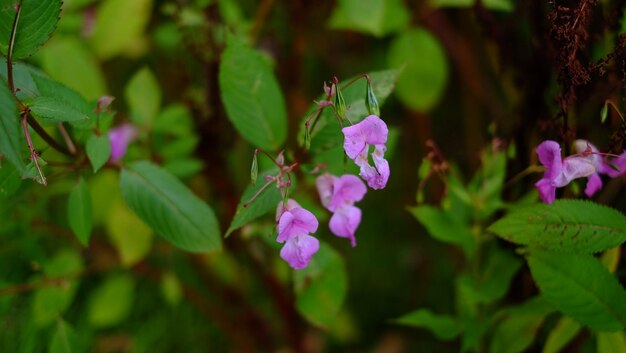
[[535, 140, 626, 204], [275, 115, 390, 270]]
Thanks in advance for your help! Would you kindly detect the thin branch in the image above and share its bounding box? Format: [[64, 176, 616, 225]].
[[26, 114, 72, 156], [57, 122, 77, 155], [6, 0, 22, 94], [21, 111, 46, 186]]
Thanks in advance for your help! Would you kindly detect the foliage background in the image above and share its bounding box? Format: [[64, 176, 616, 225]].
[[0, 0, 625, 352]]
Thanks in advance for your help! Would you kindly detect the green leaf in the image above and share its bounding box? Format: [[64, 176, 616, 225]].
[[67, 178, 92, 246], [409, 205, 475, 256], [295, 242, 347, 328], [490, 298, 551, 353], [298, 69, 399, 153], [388, 28, 448, 112], [90, 0, 153, 59], [0, 161, 21, 197], [120, 161, 221, 252], [489, 200, 626, 254], [0, 77, 26, 175], [0, 0, 62, 59], [328, 0, 409, 37], [27, 96, 89, 123], [49, 319, 79, 353], [527, 249, 626, 331], [219, 37, 287, 150], [37, 37, 107, 101], [87, 273, 135, 328], [125, 67, 161, 128], [226, 169, 281, 236], [598, 332, 626, 353], [31, 74, 95, 129], [394, 309, 461, 340], [542, 317, 582, 353], [161, 271, 182, 306], [106, 201, 153, 267], [431, 0, 514, 11], [86, 133, 111, 172]]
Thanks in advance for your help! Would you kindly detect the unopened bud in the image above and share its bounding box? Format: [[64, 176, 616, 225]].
[[304, 124, 311, 150], [96, 95, 115, 112], [334, 82, 347, 121], [250, 152, 258, 185], [365, 79, 380, 116], [276, 150, 285, 166], [601, 103, 609, 124]]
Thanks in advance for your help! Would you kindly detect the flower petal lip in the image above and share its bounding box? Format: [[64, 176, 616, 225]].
[[108, 123, 138, 162], [316, 173, 336, 210], [280, 234, 320, 270], [329, 205, 361, 247], [277, 207, 319, 243], [341, 115, 389, 159], [536, 140, 563, 182], [329, 174, 367, 211]]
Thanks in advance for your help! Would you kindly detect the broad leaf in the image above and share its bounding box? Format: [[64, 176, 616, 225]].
[[527, 249, 626, 331], [388, 28, 448, 112], [67, 178, 92, 246], [86, 133, 111, 172], [31, 74, 94, 129], [0, 76, 26, 175], [219, 37, 287, 151], [295, 242, 347, 328], [394, 309, 461, 340], [542, 317, 582, 353], [90, 0, 153, 59], [410, 205, 475, 256], [120, 161, 221, 252], [125, 67, 161, 128], [490, 297, 553, 353], [27, 96, 89, 123], [87, 273, 134, 328], [0, 0, 62, 59], [490, 200, 626, 254], [226, 169, 282, 236], [328, 0, 409, 37]]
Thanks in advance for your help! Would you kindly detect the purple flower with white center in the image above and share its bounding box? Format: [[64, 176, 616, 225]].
[[108, 124, 138, 163], [316, 173, 367, 247], [573, 140, 605, 197], [275, 199, 319, 270], [342, 115, 390, 190], [535, 140, 596, 204]]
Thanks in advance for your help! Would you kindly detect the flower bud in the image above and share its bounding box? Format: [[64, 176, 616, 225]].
[[250, 151, 258, 185], [601, 103, 609, 124], [334, 83, 347, 121], [365, 80, 380, 116]]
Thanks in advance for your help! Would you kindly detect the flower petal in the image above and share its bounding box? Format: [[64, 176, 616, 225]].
[[536, 140, 563, 182], [329, 174, 367, 210], [560, 157, 596, 185], [275, 199, 302, 222], [108, 124, 138, 162], [341, 115, 388, 160], [316, 173, 336, 211], [280, 234, 320, 270], [585, 173, 603, 197], [329, 205, 361, 247], [602, 152, 626, 178], [277, 207, 319, 242], [535, 178, 556, 204]]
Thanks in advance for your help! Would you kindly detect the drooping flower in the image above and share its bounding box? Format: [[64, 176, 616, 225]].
[[535, 140, 596, 204], [573, 140, 626, 197], [342, 115, 390, 189], [108, 124, 138, 163], [275, 199, 319, 270], [316, 173, 367, 246]]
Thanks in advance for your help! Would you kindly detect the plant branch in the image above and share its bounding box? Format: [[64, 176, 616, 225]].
[[25, 114, 72, 156], [21, 111, 46, 185], [6, 0, 22, 94], [57, 122, 77, 155]]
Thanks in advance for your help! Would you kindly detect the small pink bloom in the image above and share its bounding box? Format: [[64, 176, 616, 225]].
[[535, 140, 596, 204], [275, 199, 320, 269], [329, 205, 361, 247], [108, 124, 138, 163], [342, 115, 390, 189]]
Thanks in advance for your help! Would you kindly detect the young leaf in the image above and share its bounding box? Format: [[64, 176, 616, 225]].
[[388, 28, 448, 112], [542, 317, 582, 353], [86, 133, 111, 172], [87, 273, 135, 328], [0, 77, 26, 175], [295, 242, 347, 328], [0, 0, 62, 59], [409, 205, 475, 257], [527, 249, 626, 331], [489, 200, 626, 254], [67, 178, 92, 246], [27, 96, 89, 123], [219, 36, 287, 151], [393, 309, 461, 340], [120, 161, 221, 252], [125, 67, 161, 128]]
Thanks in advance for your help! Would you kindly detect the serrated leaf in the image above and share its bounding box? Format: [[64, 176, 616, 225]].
[[409, 205, 475, 256], [49, 319, 79, 353], [86, 133, 110, 172], [388, 28, 448, 112], [226, 169, 281, 236], [542, 317, 582, 353], [31, 74, 94, 129], [0, 0, 62, 59], [0, 77, 26, 175], [90, 0, 152, 59], [298, 69, 399, 152], [295, 242, 347, 328], [27, 96, 89, 123], [527, 249, 626, 331], [120, 161, 221, 252], [67, 178, 92, 246], [490, 200, 626, 254], [394, 309, 461, 340], [328, 0, 409, 37], [125, 67, 161, 128], [219, 37, 287, 150], [598, 331, 626, 353], [87, 273, 134, 328]]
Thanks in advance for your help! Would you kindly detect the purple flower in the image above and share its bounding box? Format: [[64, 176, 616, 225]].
[[342, 115, 390, 189], [573, 140, 626, 196], [535, 140, 596, 204], [275, 199, 319, 270], [108, 124, 138, 163], [316, 173, 367, 247]]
